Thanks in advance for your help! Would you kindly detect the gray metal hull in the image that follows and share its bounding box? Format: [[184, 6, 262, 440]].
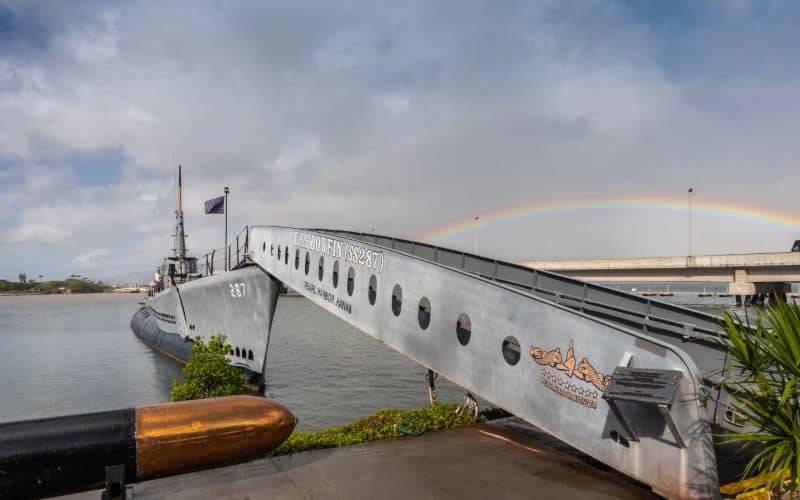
[[130, 265, 280, 387]]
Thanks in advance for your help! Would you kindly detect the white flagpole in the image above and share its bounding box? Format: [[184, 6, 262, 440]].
[[224, 186, 230, 271]]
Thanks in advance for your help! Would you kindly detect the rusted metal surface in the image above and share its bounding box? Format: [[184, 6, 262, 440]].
[[135, 396, 295, 479]]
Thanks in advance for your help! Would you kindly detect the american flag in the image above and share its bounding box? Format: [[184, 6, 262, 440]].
[[204, 196, 225, 214]]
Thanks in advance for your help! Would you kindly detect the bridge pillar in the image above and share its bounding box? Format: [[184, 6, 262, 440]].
[[728, 269, 755, 296]]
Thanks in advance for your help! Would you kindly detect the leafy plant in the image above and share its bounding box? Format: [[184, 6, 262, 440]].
[[271, 403, 501, 456], [716, 300, 800, 495], [170, 334, 248, 401]]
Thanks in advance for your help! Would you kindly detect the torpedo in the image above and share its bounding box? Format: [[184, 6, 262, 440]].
[[0, 396, 296, 498]]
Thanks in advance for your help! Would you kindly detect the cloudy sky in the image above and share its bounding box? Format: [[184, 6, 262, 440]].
[[1, 0, 798, 280]]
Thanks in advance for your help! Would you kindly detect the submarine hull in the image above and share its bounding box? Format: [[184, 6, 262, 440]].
[[131, 265, 281, 387]]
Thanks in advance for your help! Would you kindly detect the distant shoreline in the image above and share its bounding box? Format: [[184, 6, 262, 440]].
[[0, 278, 116, 296], [0, 291, 138, 296]]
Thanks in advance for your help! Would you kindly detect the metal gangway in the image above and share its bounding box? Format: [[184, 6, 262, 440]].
[[222, 226, 733, 498]]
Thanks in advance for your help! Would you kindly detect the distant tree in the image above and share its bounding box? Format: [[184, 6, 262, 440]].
[[170, 334, 247, 401], [18, 273, 26, 284]]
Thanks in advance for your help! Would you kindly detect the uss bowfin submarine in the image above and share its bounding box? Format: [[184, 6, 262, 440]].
[[130, 167, 281, 389]]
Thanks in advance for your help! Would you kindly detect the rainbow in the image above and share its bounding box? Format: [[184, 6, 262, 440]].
[[419, 195, 800, 243]]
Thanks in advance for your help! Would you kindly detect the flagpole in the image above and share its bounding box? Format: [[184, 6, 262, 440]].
[[224, 186, 230, 271]]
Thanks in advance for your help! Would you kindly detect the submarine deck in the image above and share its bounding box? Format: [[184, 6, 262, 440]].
[[60, 418, 656, 499]]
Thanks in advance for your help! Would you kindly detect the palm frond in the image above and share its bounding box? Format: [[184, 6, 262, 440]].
[[716, 299, 800, 494]]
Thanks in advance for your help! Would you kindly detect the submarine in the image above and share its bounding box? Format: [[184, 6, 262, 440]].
[[130, 166, 281, 390]]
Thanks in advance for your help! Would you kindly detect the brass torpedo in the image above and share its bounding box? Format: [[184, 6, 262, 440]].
[[0, 395, 295, 498], [135, 395, 295, 479]]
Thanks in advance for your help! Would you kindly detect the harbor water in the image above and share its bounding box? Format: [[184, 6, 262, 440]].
[[0, 292, 756, 431]]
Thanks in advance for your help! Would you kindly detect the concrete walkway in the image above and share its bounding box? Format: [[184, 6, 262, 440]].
[[63, 419, 656, 499]]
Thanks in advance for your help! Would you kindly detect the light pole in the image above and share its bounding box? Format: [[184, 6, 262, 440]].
[[474, 216, 479, 254], [224, 186, 230, 271], [689, 187, 694, 257], [688, 187, 693, 256]]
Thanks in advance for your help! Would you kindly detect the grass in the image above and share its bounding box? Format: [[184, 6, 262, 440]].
[[271, 403, 509, 456]]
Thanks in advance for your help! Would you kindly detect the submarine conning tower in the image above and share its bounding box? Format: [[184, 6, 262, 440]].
[[173, 165, 187, 276]]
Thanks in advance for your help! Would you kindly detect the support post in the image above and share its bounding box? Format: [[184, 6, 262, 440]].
[[224, 186, 230, 271], [102, 464, 126, 500], [426, 369, 437, 406]]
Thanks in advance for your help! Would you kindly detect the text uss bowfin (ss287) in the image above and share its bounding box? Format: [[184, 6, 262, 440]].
[[294, 232, 384, 272]]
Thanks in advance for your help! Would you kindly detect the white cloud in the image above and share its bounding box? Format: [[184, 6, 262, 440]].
[[7, 224, 73, 245], [372, 94, 410, 115], [269, 134, 322, 174], [58, 10, 120, 64], [0, 1, 798, 278], [71, 248, 109, 265]]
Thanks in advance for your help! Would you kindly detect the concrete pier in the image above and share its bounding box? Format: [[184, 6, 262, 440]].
[[59, 419, 655, 499]]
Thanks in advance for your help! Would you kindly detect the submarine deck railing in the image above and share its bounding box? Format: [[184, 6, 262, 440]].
[[201, 226, 250, 276]]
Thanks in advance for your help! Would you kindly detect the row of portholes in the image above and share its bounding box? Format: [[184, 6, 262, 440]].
[[388, 283, 521, 366], [267, 241, 522, 367], [232, 347, 254, 361]]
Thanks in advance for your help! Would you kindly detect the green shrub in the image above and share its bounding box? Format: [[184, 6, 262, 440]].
[[170, 334, 247, 401], [717, 300, 800, 495]]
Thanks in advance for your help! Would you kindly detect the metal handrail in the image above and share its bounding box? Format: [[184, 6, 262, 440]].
[[200, 225, 250, 276]]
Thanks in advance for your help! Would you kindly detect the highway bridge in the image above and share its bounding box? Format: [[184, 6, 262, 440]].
[[520, 251, 800, 302]]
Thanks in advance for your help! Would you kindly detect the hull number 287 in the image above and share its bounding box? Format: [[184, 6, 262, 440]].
[[229, 283, 246, 298]]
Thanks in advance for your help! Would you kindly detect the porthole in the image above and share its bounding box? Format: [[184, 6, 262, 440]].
[[368, 275, 377, 305], [418, 297, 431, 329], [456, 314, 471, 346], [347, 267, 355, 296], [248, 350, 254, 361], [277, 246, 281, 260], [235, 347, 240, 357], [295, 249, 300, 270], [304, 252, 310, 275], [318, 256, 325, 281], [502, 336, 521, 365], [332, 261, 340, 288], [284, 246, 289, 265], [391, 285, 402, 316]]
